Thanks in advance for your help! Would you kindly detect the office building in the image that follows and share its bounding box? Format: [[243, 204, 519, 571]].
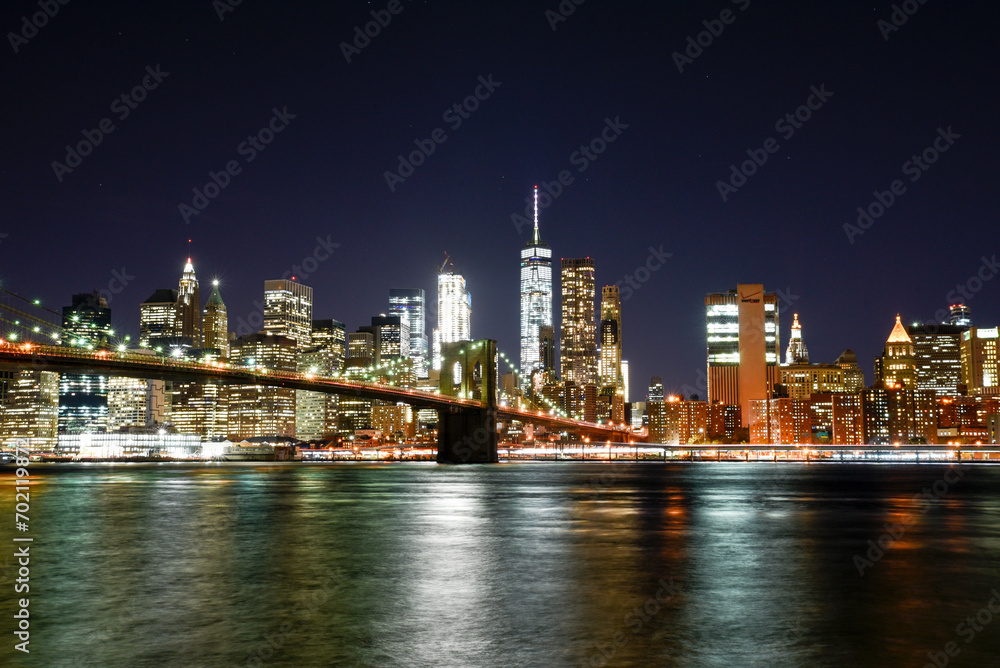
[[599, 285, 623, 395], [175, 258, 201, 344], [263, 279, 313, 349], [705, 284, 780, 427], [875, 315, 917, 389], [621, 360, 630, 403], [960, 327, 999, 396], [835, 349, 866, 393], [519, 187, 553, 386], [202, 280, 229, 358], [0, 370, 59, 449], [389, 288, 430, 378], [435, 272, 471, 370], [907, 323, 964, 396], [139, 289, 179, 348], [561, 258, 597, 385], [784, 313, 809, 365], [778, 364, 847, 400], [227, 333, 296, 438], [947, 303, 972, 328], [59, 292, 112, 434]]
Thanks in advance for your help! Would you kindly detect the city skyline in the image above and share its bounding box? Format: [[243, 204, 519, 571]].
[[2, 2, 997, 406]]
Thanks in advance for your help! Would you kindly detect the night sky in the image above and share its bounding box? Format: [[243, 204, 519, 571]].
[[2, 1, 997, 401]]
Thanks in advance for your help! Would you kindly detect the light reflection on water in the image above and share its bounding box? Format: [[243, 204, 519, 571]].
[[1, 462, 999, 667]]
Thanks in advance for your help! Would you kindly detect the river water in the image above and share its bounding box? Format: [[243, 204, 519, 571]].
[[2, 461, 999, 667]]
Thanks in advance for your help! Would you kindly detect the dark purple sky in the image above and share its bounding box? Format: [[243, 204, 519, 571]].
[[2, 1, 997, 401]]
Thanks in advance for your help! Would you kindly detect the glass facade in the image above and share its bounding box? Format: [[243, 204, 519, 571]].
[[263, 279, 314, 349], [520, 188, 553, 386], [560, 258, 597, 385], [389, 288, 429, 379], [435, 273, 471, 370]]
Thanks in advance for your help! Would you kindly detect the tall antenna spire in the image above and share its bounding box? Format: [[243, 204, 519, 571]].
[[532, 185, 541, 245]]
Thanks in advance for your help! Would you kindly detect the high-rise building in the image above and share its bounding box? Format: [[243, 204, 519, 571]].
[[60, 293, 112, 434], [621, 360, 630, 403], [348, 332, 374, 362], [311, 320, 347, 371], [168, 379, 227, 441], [907, 323, 964, 396], [140, 289, 179, 349], [663, 397, 709, 445], [778, 364, 847, 400], [0, 370, 59, 449], [599, 285, 623, 395], [862, 387, 936, 444], [202, 280, 229, 358], [175, 258, 201, 345], [363, 315, 410, 367], [835, 350, 866, 393], [875, 315, 917, 389], [107, 377, 158, 431], [389, 288, 430, 378], [960, 327, 999, 396], [434, 272, 471, 370], [705, 284, 780, 427], [561, 258, 597, 385], [784, 313, 809, 365], [519, 187, 553, 386], [947, 303, 972, 328], [263, 279, 313, 349], [226, 333, 296, 438], [648, 376, 664, 403]]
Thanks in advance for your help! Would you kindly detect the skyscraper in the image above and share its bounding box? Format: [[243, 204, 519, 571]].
[[705, 284, 780, 427], [227, 333, 296, 438], [139, 289, 178, 349], [389, 288, 429, 378], [960, 327, 999, 395], [59, 292, 112, 434], [875, 315, 917, 389], [561, 258, 597, 385], [907, 323, 964, 396], [175, 258, 201, 345], [947, 303, 972, 328], [263, 279, 313, 349], [434, 271, 471, 370], [784, 313, 809, 365], [599, 285, 623, 394], [202, 280, 229, 358], [519, 187, 553, 386]]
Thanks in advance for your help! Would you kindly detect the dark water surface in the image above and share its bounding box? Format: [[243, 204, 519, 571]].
[[2, 461, 1000, 667]]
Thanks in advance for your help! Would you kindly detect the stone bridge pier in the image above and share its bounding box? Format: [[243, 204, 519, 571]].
[[436, 340, 499, 463]]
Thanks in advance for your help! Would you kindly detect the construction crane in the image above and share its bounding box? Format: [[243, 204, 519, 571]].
[[438, 252, 452, 274]]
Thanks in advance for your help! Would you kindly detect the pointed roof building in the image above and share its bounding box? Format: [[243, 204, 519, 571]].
[[784, 313, 809, 365]]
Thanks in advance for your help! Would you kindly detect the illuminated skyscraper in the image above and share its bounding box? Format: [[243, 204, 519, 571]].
[[599, 285, 622, 394], [0, 370, 59, 449], [263, 279, 313, 349], [519, 187, 553, 386], [947, 303, 972, 328], [389, 288, 429, 378], [560, 258, 597, 385], [784, 313, 809, 365], [907, 323, 964, 396], [175, 258, 201, 345], [59, 292, 112, 434], [227, 333, 296, 438], [202, 280, 229, 358], [875, 315, 917, 389], [140, 289, 178, 349], [434, 271, 471, 370], [705, 284, 780, 427], [621, 360, 630, 403], [960, 327, 999, 395]]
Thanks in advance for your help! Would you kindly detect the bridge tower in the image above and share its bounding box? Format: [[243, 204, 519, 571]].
[[437, 339, 498, 463]]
